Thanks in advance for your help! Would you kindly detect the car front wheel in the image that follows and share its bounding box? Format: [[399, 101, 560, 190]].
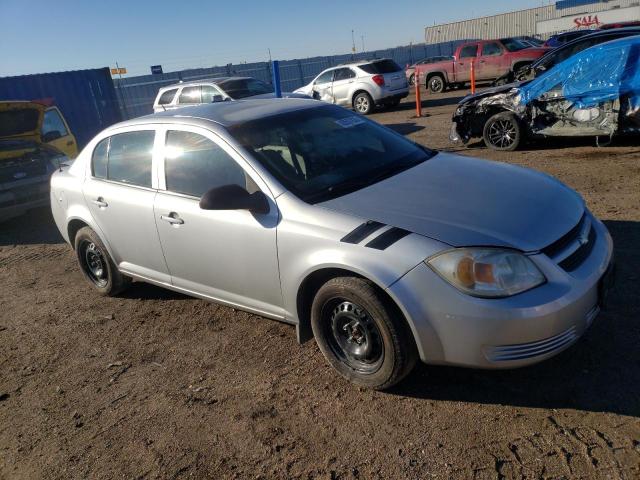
[[311, 277, 417, 390], [74, 226, 131, 296], [483, 112, 522, 151]]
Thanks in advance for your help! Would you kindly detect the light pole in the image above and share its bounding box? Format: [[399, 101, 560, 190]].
[[361, 35, 365, 52], [351, 29, 356, 54]]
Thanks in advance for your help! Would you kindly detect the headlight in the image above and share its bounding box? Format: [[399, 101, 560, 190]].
[[455, 106, 465, 116], [427, 248, 545, 298]]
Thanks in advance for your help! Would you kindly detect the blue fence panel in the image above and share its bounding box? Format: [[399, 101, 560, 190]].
[[0, 68, 122, 147], [113, 40, 472, 119]]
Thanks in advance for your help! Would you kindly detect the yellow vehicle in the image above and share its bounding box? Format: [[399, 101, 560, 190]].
[[0, 100, 76, 222], [0, 100, 78, 158]]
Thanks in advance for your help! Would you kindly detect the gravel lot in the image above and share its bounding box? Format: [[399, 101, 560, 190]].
[[1, 89, 639, 479]]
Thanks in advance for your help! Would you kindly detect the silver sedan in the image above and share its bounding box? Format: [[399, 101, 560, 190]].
[[50, 99, 615, 389]]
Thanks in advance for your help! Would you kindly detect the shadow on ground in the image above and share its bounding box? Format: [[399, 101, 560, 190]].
[[393, 220, 640, 417], [385, 122, 425, 135], [0, 207, 63, 247]]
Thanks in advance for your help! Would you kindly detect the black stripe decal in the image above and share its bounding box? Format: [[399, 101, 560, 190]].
[[365, 227, 411, 250], [341, 221, 385, 244]]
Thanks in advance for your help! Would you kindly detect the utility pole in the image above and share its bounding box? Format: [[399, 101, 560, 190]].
[[351, 29, 356, 53], [268, 48, 272, 63], [361, 35, 365, 52]]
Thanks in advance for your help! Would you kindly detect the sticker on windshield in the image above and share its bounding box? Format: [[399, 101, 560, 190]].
[[335, 117, 366, 128]]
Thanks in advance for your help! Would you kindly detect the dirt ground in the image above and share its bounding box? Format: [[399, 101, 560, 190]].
[[1, 89, 639, 479]]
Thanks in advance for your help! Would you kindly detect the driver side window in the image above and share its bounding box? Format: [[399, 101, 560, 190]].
[[315, 70, 334, 85], [163, 130, 247, 198]]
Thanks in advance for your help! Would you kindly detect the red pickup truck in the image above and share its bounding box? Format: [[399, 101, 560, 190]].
[[415, 38, 549, 93]]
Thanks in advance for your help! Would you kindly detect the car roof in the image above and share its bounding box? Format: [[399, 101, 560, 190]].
[[336, 58, 393, 67], [110, 98, 320, 130], [160, 76, 253, 90]]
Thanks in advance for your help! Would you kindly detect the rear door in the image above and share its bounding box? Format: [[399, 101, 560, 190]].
[[331, 68, 356, 105], [42, 107, 78, 158], [83, 127, 170, 283], [455, 43, 479, 82], [177, 86, 202, 106], [478, 41, 505, 80]]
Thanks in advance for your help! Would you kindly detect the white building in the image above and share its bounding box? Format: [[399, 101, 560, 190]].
[[425, 0, 640, 43]]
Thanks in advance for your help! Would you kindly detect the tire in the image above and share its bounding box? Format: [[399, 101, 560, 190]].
[[74, 226, 131, 296], [353, 92, 374, 115], [408, 73, 415, 86], [483, 112, 522, 151], [311, 277, 417, 390], [427, 74, 445, 94]]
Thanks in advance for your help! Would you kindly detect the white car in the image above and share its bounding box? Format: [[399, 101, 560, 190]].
[[294, 59, 409, 114]]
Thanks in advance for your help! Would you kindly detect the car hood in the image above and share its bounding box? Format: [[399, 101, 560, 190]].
[[0, 138, 56, 161], [460, 83, 524, 104], [318, 152, 584, 252]]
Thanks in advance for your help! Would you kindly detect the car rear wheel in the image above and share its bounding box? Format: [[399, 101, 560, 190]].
[[311, 277, 417, 390], [74, 226, 131, 296], [353, 92, 374, 115], [427, 75, 445, 94], [483, 112, 522, 151]]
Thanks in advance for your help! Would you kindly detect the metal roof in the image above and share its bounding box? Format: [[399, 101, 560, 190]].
[[108, 98, 321, 129]]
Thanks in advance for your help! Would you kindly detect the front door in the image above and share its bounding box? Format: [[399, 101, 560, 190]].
[[312, 70, 335, 103], [455, 43, 479, 82], [42, 107, 78, 158], [83, 128, 170, 283], [153, 126, 284, 318]]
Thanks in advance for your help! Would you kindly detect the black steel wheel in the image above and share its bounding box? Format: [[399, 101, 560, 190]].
[[483, 112, 522, 151], [311, 277, 417, 390], [74, 226, 131, 296]]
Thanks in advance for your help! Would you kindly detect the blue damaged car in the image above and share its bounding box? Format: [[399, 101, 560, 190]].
[[451, 36, 640, 150]]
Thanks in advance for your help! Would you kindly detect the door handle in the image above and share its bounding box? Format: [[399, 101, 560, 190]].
[[160, 213, 184, 225], [92, 197, 108, 208]]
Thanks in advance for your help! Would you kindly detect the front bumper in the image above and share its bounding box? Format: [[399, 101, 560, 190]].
[[388, 215, 614, 368]]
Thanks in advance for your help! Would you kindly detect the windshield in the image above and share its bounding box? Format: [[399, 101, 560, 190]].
[[229, 105, 435, 203], [0, 108, 40, 137], [218, 78, 274, 99], [501, 38, 531, 52]]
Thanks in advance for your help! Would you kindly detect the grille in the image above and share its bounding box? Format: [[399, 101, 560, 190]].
[[541, 213, 596, 272], [486, 326, 578, 362]]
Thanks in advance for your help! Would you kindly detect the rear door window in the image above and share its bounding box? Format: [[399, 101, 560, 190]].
[[460, 44, 479, 59], [164, 130, 247, 198], [333, 68, 356, 81], [178, 86, 202, 104], [105, 131, 155, 187], [158, 88, 177, 105], [201, 85, 222, 103], [481, 43, 502, 56], [92, 138, 109, 179]]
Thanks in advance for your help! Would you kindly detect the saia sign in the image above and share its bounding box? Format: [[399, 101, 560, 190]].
[[573, 15, 601, 28]]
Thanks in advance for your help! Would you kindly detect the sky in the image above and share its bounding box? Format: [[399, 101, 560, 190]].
[[0, 0, 551, 77]]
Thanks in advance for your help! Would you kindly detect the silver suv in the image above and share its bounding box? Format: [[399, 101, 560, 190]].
[[153, 77, 306, 113], [50, 99, 614, 390], [294, 59, 409, 114]]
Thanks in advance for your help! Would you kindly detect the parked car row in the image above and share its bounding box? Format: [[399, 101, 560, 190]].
[[414, 38, 549, 93]]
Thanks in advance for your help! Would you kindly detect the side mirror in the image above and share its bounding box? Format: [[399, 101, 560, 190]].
[[199, 184, 269, 214], [212, 95, 224, 103], [43, 130, 62, 142]]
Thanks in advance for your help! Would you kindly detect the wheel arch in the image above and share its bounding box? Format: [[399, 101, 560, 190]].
[[295, 266, 423, 361], [351, 89, 372, 107], [425, 71, 448, 86]]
